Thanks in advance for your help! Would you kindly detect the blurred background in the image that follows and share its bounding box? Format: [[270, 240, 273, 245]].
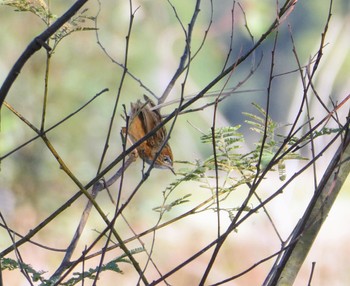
[[1, 0, 350, 285]]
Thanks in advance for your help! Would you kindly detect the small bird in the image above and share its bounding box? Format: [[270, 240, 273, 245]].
[[122, 96, 174, 173]]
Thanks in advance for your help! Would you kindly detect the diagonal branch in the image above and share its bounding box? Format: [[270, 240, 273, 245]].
[[264, 119, 350, 286]]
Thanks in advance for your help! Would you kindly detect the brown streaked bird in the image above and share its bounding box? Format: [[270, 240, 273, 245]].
[[122, 96, 174, 173]]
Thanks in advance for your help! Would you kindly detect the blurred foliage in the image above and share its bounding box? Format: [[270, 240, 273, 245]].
[[0, 0, 349, 285], [2, 0, 96, 49], [0, 247, 143, 285], [0, 0, 348, 243]]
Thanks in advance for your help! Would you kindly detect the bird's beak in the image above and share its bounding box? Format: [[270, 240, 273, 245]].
[[169, 166, 176, 175]]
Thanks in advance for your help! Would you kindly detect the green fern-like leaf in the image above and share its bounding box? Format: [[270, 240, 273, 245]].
[[52, 9, 96, 48], [2, 0, 53, 24], [2, 0, 96, 50], [62, 248, 144, 285], [0, 257, 47, 284], [153, 194, 192, 213], [1, 257, 19, 271], [162, 103, 312, 215]]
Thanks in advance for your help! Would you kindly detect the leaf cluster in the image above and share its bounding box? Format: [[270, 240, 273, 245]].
[[1, 247, 144, 285], [2, 0, 96, 49], [155, 103, 309, 214]]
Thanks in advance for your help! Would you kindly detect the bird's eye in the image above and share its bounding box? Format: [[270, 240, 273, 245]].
[[163, 155, 172, 164]]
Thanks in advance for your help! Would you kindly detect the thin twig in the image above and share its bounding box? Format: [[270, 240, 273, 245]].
[[50, 154, 136, 282], [159, 0, 202, 104], [1, 88, 108, 160]]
